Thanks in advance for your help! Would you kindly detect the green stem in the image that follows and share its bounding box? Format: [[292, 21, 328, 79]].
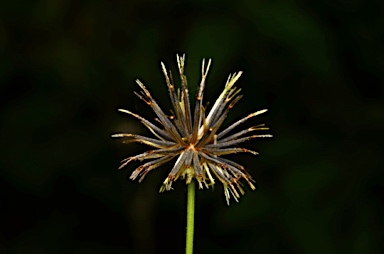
[[186, 180, 195, 254]]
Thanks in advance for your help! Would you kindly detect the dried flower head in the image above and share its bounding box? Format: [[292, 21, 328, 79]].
[[112, 54, 272, 204]]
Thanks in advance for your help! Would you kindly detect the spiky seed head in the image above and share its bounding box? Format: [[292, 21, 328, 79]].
[[112, 54, 272, 205]]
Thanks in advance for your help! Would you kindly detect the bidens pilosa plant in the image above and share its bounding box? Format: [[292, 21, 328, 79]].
[[112, 54, 272, 205]]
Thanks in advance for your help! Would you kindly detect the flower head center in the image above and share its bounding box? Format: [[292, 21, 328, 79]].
[[186, 143, 197, 151]]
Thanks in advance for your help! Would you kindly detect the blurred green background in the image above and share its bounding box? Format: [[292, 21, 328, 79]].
[[1, 0, 383, 253]]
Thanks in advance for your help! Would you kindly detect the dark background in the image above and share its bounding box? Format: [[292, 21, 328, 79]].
[[1, 0, 383, 253]]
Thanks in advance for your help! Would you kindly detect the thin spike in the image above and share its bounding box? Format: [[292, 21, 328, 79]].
[[161, 62, 189, 136], [112, 133, 176, 148], [177, 55, 193, 133], [205, 134, 273, 149], [219, 126, 266, 143], [217, 109, 268, 139], [118, 109, 172, 141], [202, 147, 258, 156], [135, 80, 187, 145], [130, 155, 174, 181]]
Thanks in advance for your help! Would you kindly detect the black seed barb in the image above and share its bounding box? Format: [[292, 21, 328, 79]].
[[130, 155, 175, 181], [168, 150, 188, 177], [207, 162, 231, 185], [118, 109, 173, 141], [219, 126, 263, 143], [191, 58, 211, 144], [199, 152, 246, 178], [184, 149, 194, 168], [210, 89, 242, 127], [205, 134, 273, 149], [193, 152, 203, 177], [161, 62, 189, 137], [177, 55, 193, 133], [203, 72, 243, 129], [217, 109, 268, 139], [214, 156, 245, 172], [196, 107, 228, 148], [136, 79, 187, 145], [112, 133, 177, 148], [202, 147, 258, 156], [119, 152, 164, 170]]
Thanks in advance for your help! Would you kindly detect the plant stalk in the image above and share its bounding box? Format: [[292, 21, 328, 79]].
[[185, 180, 195, 254]]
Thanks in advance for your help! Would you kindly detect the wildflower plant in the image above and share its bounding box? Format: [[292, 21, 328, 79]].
[[112, 54, 272, 254]]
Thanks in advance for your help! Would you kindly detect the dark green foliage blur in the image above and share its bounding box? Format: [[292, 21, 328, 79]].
[[1, 0, 383, 253]]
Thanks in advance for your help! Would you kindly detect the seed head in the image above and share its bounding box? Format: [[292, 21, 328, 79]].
[[112, 54, 272, 205]]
